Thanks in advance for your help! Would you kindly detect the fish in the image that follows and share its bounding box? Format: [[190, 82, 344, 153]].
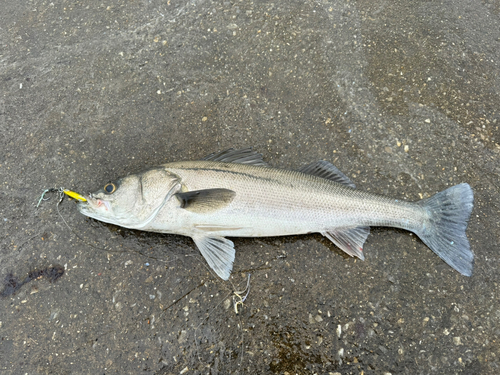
[[76, 148, 474, 280]]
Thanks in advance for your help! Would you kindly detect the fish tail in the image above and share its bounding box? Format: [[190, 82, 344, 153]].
[[416, 183, 474, 276]]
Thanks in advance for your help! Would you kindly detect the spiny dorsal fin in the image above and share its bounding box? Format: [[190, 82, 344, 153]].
[[175, 188, 236, 213], [298, 160, 356, 188], [202, 147, 269, 167], [322, 226, 370, 259], [192, 235, 235, 280]]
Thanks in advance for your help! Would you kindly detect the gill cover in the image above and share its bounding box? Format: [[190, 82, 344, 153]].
[[77, 167, 180, 229]]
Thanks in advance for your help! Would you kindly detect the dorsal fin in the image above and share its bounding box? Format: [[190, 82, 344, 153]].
[[298, 160, 356, 188], [202, 148, 269, 167]]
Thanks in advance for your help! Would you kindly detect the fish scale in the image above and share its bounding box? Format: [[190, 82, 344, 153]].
[[164, 161, 416, 230]]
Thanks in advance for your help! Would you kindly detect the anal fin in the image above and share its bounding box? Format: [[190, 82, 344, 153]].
[[321, 226, 370, 260], [192, 235, 235, 280]]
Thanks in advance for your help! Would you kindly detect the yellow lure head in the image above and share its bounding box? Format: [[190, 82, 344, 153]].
[[63, 189, 87, 202]]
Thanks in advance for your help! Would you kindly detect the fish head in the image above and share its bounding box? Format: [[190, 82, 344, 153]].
[[77, 168, 180, 229]]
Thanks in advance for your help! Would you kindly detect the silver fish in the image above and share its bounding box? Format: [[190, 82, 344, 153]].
[[77, 148, 474, 279]]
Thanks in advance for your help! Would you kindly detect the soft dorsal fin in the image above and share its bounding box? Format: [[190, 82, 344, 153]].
[[298, 160, 356, 188], [175, 188, 236, 213], [202, 147, 269, 167], [321, 226, 370, 260], [192, 235, 235, 280]]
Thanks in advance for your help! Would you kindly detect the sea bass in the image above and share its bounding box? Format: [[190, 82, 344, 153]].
[[76, 148, 474, 279]]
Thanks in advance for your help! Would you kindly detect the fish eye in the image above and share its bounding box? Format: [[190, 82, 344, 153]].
[[104, 183, 116, 194]]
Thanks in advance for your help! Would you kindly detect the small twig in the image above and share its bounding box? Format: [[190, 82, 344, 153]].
[[161, 281, 205, 313]]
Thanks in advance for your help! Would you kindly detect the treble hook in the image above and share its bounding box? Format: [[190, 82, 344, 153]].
[[36, 188, 64, 208]]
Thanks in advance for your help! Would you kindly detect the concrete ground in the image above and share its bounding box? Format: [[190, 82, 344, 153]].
[[1, 0, 499, 374]]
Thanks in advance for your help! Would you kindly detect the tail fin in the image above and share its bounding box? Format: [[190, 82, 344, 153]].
[[416, 183, 474, 276]]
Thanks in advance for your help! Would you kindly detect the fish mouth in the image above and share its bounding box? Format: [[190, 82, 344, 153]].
[[76, 194, 112, 213], [76, 195, 122, 228], [75, 196, 91, 215]]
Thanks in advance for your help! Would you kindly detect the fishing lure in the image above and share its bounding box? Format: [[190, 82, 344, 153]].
[[63, 189, 87, 202], [37, 188, 86, 208]]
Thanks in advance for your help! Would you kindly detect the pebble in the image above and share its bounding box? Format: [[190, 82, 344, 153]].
[[178, 330, 188, 344], [337, 348, 344, 358]]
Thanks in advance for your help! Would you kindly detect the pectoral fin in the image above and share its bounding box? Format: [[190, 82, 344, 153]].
[[175, 188, 236, 213], [192, 235, 235, 280], [322, 226, 370, 260]]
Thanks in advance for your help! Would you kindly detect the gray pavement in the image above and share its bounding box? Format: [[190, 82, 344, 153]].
[[1, 0, 499, 374]]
